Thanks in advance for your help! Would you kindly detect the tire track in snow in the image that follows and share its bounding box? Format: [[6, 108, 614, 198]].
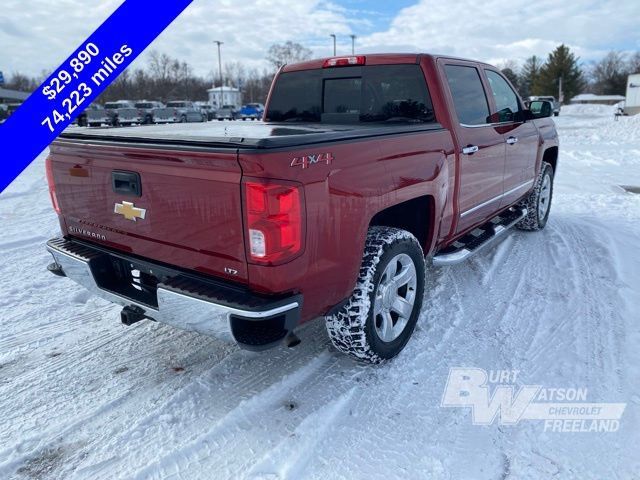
[[124, 351, 336, 480], [246, 387, 357, 480], [0, 235, 48, 252], [0, 326, 234, 477], [0, 304, 114, 352], [67, 325, 333, 480]]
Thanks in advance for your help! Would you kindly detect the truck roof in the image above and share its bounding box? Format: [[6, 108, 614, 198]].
[[282, 53, 496, 72]]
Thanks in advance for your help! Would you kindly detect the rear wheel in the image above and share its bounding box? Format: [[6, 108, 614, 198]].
[[516, 162, 554, 231], [325, 227, 425, 364]]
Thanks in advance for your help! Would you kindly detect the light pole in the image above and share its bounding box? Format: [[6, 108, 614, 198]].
[[330, 34, 336, 56], [349, 34, 356, 55], [214, 40, 223, 108]]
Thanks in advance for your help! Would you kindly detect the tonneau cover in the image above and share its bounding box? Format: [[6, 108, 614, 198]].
[[58, 122, 443, 149]]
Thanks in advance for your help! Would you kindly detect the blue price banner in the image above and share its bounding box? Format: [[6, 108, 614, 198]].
[[0, 0, 193, 193]]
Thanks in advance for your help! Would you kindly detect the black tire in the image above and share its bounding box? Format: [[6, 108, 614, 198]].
[[553, 112, 559, 117], [325, 227, 425, 364], [516, 162, 554, 231], [180, 115, 187, 123]]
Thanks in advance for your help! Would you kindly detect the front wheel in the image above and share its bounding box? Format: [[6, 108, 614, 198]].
[[325, 227, 425, 364], [516, 162, 554, 231]]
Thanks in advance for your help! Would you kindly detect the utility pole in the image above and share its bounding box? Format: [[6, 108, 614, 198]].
[[349, 34, 356, 55], [214, 40, 223, 108], [330, 34, 336, 56]]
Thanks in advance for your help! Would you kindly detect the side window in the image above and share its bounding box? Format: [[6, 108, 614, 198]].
[[444, 65, 490, 126], [485, 70, 520, 122]]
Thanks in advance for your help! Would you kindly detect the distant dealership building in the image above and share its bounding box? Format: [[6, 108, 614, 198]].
[[207, 85, 241, 109], [570, 93, 625, 105], [0, 87, 30, 104], [624, 74, 640, 116]]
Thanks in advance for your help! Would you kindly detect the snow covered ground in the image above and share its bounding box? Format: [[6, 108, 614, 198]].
[[1, 105, 639, 479]]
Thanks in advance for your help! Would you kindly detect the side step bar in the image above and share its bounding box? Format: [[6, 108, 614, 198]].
[[432, 207, 528, 267]]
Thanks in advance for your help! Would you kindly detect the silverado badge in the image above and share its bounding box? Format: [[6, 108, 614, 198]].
[[114, 201, 146, 221]]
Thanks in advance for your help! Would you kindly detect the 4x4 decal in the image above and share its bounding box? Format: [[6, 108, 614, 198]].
[[290, 152, 334, 169]]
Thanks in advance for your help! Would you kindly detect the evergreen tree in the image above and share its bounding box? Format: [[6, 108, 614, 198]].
[[536, 45, 586, 103], [501, 67, 520, 94], [520, 55, 543, 98]]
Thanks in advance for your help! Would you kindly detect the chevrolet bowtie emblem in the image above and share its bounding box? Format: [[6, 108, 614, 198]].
[[114, 201, 146, 221]]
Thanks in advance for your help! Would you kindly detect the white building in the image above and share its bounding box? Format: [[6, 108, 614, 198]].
[[570, 93, 625, 105], [624, 74, 640, 116], [207, 86, 242, 109]]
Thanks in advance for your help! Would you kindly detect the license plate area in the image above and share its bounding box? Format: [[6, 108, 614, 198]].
[[91, 255, 160, 307]]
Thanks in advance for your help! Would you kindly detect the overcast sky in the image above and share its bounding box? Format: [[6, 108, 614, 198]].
[[1, 0, 639, 81]]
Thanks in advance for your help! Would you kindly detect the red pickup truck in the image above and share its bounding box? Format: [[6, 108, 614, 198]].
[[45, 54, 558, 363]]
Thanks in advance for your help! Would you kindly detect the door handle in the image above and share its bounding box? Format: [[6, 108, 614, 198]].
[[506, 136, 518, 145], [112, 170, 142, 197], [462, 145, 479, 155]]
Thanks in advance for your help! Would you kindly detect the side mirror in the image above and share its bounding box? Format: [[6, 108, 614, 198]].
[[528, 100, 553, 119]]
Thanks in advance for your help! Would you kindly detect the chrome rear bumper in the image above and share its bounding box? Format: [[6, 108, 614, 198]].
[[46, 238, 301, 348]]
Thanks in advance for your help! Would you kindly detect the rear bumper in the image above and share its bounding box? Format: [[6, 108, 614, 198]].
[[46, 237, 302, 350]]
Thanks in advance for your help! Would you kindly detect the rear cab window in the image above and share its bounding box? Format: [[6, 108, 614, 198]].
[[265, 64, 435, 124], [443, 64, 490, 126]]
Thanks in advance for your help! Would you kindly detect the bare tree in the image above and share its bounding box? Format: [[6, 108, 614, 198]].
[[497, 60, 521, 94], [3, 72, 39, 92], [628, 52, 640, 75], [223, 61, 247, 88], [266, 41, 312, 71], [590, 51, 628, 95]]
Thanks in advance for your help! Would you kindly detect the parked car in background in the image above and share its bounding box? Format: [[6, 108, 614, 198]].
[[104, 100, 137, 126], [194, 101, 216, 121], [153, 101, 204, 123], [134, 101, 164, 124], [85, 104, 111, 127], [239, 103, 264, 120], [82, 103, 105, 127], [528, 96, 560, 116], [216, 104, 240, 120], [6, 103, 21, 117]]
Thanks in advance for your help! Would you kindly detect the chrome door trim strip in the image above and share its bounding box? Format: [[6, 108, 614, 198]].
[[460, 179, 534, 218]]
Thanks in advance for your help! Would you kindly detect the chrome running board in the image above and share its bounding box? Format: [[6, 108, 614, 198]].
[[432, 207, 528, 267]]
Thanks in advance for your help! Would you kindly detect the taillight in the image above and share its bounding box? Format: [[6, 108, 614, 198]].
[[243, 179, 305, 265], [45, 156, 61, 214], [323, 56, 365, 68]]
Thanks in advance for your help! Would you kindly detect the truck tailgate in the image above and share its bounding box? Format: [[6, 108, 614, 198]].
[[48, 140, 248, 282]]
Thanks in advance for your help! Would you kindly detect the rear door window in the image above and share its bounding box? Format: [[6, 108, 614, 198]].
[[444, 65, 490, 126]]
